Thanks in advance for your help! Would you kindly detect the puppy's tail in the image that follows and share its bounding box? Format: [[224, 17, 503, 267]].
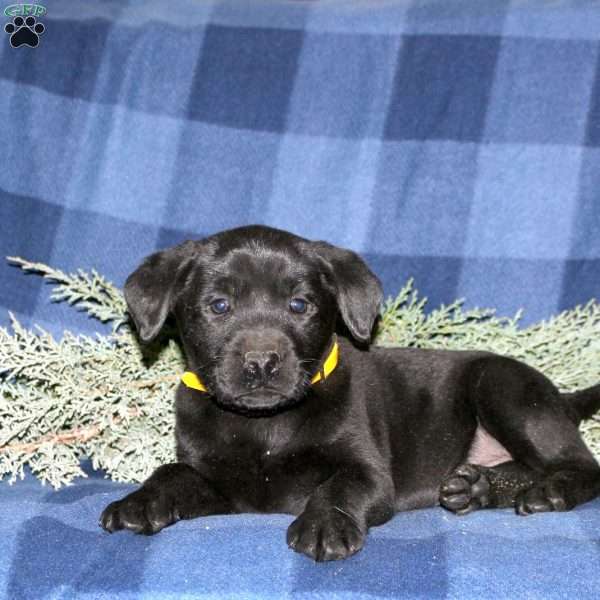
[[562, 384, 600, 424]]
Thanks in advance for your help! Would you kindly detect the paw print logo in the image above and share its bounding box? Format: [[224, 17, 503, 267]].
[[5, 15, 45, 48]]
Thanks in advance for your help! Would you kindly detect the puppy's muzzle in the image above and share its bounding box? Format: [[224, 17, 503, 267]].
[[214, 327, 303, 412], [243, 350, 280, 388]]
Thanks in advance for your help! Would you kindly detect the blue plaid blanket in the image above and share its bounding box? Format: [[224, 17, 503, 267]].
[[1, 0, 600, 598], [3, 464, 600, 599]]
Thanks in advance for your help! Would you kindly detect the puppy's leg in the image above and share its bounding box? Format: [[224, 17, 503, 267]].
[[287, 465, 394, 561], [100, 463, 231, 535], [472, 359, 600, 515], [440, 461, 539, 514]]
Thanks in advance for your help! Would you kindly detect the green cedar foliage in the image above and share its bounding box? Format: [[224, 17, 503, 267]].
[[1, 260, 599, 488]]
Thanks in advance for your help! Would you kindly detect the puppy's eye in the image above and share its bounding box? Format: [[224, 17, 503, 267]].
[[289, 298, 308, 314], [210, 298, 230, 314]]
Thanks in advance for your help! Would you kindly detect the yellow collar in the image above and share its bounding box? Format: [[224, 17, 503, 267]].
[[181, 335, 339, 393]]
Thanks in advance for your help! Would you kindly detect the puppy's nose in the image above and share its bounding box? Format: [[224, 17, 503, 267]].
[[243, 350, 280, 386]]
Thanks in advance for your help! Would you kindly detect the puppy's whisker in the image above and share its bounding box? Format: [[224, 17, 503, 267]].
[[299, 358, 317, 366]]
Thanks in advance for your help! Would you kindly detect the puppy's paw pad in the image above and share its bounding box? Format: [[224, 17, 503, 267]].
[[440, 464, 490, 515], [287, 508, 364, 561], [516, 482, 568, 516]]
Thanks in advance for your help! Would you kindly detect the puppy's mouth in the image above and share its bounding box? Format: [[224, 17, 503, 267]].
[[236, 386, 286, 401], [214, 385, 304, 416]]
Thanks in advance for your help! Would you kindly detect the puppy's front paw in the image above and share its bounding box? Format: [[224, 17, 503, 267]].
[[99, 488, 179, 535], [286, 508, 365, 562]]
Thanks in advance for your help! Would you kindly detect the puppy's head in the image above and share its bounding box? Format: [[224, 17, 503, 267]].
[[124, 226, 382, 415]]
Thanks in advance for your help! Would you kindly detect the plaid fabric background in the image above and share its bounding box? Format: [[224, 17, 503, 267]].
[[2, 464, 600, 599], [2, 1, 600, 598], [1, 0, 600, 338]]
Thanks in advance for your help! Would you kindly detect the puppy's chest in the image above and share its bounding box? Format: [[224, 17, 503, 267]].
[[199, 432, 331, 513]]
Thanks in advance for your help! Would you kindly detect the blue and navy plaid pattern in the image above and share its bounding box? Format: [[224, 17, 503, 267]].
[[1, 1, 600, 598], [3, 465, 600, 599], [2, 0, 600, 337]]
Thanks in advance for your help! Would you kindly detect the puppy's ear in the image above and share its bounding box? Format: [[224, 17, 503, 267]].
[[124, 241, 198, 343], [312, 241, 383, 344]]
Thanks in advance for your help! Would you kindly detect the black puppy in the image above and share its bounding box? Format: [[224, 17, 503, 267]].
[[100, 225, 600, 561]]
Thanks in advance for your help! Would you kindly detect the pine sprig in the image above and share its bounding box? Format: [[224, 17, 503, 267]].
[[1, 258, 182, 487], [7, 257, 128, 328], [1, 259, 600, 488]]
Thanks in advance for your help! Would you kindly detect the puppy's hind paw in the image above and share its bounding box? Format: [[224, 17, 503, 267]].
[[439, 464, 490, 515], [515, 479, 570, 516]]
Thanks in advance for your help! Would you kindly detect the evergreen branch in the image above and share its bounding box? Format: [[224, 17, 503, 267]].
[[1, 258, 600, 488], [0, 405, 143, 455], [4, 422, 104, 455], [7, 257, 128, 327]]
